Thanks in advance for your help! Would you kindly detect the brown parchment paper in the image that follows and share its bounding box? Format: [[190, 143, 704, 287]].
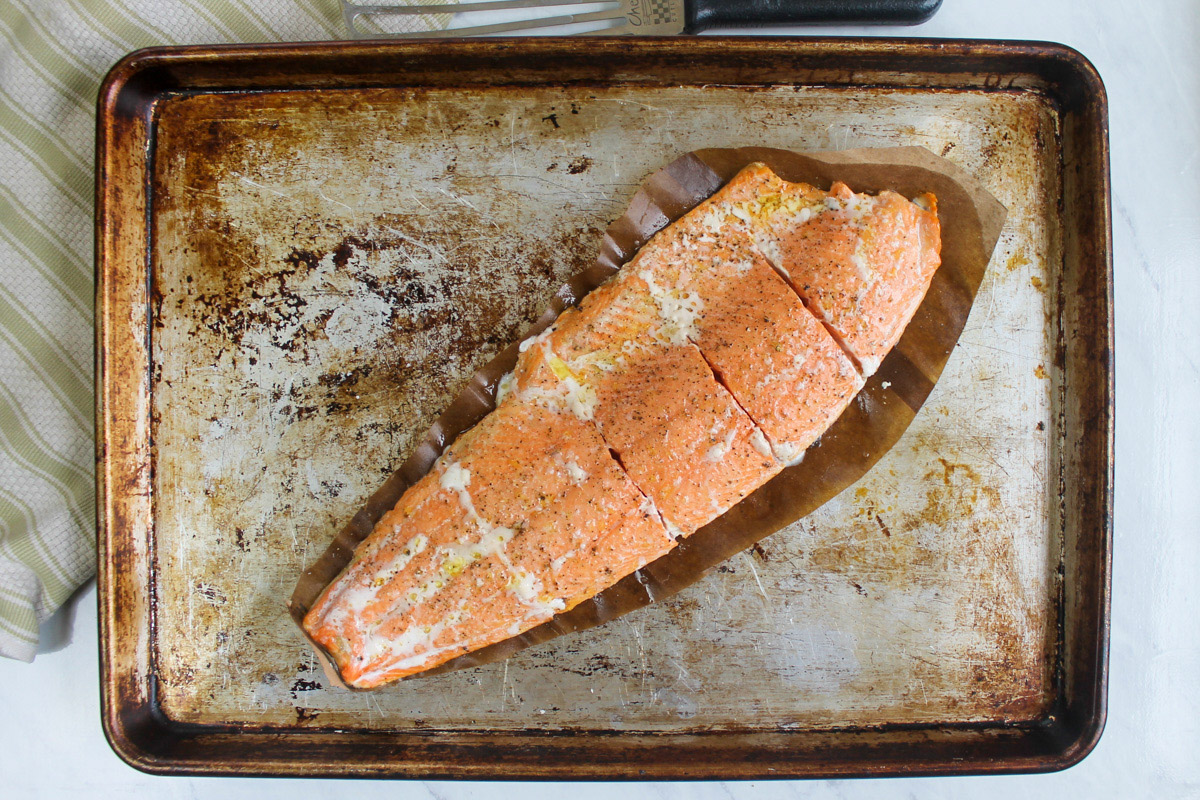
[[288, 146, 1007, 689]]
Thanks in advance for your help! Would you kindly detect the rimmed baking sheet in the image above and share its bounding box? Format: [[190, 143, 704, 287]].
[[96, 37, 1111, 778]]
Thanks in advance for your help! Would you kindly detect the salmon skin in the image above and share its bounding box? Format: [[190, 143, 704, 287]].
[[303, 162, 941, 688]]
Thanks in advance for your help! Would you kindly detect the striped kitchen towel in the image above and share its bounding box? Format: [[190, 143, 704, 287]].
[[0, 0, 378, 661]]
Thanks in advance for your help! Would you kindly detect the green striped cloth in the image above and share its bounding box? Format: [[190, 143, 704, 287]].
[[0, 1, 363, 662]]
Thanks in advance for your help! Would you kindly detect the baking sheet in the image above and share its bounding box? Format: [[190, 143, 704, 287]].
[[154, 85, 1051, 729], [96, 38, 1111, 777]]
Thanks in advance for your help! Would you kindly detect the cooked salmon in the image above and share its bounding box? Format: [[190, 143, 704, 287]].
[[512, 269, 781, 536], [624, 220, 862, 465], [672, 162, 942, 375], [303, 467, 485, 683], [304, 396, 675, 686], [302, 162, 941, 687]]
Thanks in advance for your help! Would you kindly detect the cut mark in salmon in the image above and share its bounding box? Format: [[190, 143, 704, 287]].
[[660, 163, 940, 379], [754, 184, 940, 377], [762, 262, 868, 378], [625, 176, 865, 462], [509, 273, 780, 538]]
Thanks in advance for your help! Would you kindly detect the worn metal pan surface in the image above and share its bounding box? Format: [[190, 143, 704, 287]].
[[96, 37, 1112, 779]]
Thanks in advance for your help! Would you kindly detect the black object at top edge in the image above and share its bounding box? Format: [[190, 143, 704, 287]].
[[685, 0, 943, 33]]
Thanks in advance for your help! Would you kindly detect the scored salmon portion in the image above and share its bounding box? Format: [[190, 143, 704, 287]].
[[440, 397, 675, 615], [590, 339, 780, 535], [302, 161, 942, 688], [763, 184, 940, 375], [513, 269, 781, 536], [676, 162, 942, 376], [304, 396, 675, 687], [625, 223, 862, 464], [302, 467, 486, 682]]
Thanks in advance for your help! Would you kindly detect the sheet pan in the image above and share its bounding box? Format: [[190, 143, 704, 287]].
[[95, 37, 1112, 778]]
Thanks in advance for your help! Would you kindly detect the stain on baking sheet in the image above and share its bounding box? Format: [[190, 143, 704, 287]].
[[149, 84, 1060, 730]]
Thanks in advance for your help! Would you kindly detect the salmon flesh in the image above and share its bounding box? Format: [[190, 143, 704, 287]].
[[302, 162, 941, 687]]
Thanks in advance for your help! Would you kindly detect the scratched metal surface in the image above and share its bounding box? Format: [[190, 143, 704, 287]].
[[149, 85, 1060, 731]]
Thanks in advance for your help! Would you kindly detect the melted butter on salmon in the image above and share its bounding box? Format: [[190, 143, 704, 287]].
[[637, 268, 705, 345]]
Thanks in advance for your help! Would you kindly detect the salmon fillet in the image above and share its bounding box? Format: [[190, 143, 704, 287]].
[[302, 162, 941, 687]]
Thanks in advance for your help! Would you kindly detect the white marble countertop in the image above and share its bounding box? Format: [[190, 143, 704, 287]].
[[5, 0, 1198, 796]]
